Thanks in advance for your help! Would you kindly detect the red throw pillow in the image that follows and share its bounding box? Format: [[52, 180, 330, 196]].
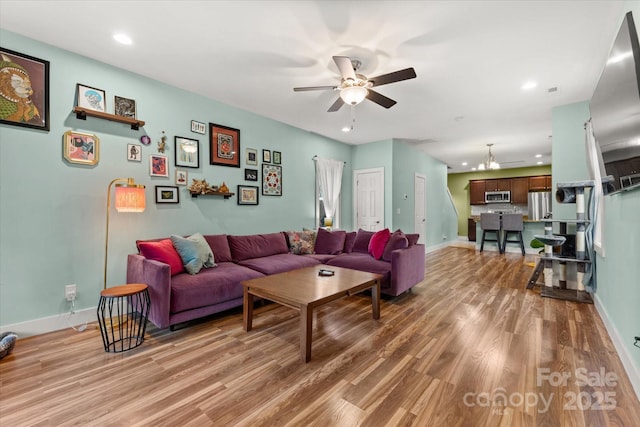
[[138, 239, 185, 276], [368, 228, 391, 260]]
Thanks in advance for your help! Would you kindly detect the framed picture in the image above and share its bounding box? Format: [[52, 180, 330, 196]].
[[76, 83, 106, 112], [262, 164, 282, 196], [114, 95, 136, 118], [0, 48, 50, 131], [155, 186, 179, 204], [175, 136, 199, 168], [175, 170, 188, 186], [246, 148, 257, 166], [244, 168, 258, 181], [63, 130, 99, 165], [127, 143, 142, 162], [237, 185, 259, 205], [209, 123, 240, 167], [149, 154, 169, 177], [191, 120, 206, 134], [262, 149, 271, 163], [273, 151, 281, 165]]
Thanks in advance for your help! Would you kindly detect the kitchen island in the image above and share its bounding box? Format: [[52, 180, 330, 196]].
[[472, 217, 545, 254]]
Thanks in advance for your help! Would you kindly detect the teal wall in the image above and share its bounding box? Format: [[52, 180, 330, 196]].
[[552, 96, 639, 389], [0, 30, 352, 327]]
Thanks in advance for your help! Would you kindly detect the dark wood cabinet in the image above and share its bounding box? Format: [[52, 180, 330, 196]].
[[511, 177, 529, 204], [528, 175, 551, 191], [484, 179, 511, 192], [468, 218, 477, 241], [470, 180, 486, 205]]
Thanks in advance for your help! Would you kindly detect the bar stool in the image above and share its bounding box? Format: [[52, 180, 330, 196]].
[[480, 213, 502, 253], [501, 213, 525, 256]]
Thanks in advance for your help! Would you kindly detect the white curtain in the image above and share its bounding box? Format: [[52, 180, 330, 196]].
[[315, 157, 344, 224]]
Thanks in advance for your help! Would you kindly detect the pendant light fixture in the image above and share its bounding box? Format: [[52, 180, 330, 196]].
[[478, 143, 500, 170]]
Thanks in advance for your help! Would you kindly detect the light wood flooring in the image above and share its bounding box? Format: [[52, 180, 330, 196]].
[[1, 246, 639, 426]]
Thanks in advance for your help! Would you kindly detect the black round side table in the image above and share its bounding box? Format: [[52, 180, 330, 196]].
[[97, 283, 150, 353]]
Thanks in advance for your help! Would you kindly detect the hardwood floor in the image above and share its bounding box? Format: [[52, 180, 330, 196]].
[[1, 247, 639, 426]]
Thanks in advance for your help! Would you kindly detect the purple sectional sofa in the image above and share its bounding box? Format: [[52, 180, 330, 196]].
[[127, 229, 425, 330]]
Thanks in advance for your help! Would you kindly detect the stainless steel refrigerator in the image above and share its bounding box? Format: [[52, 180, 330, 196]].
[[528, 192, 552, 220]]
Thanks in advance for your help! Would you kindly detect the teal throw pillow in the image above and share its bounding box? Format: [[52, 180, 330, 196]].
[[170, 233, 216, 275]]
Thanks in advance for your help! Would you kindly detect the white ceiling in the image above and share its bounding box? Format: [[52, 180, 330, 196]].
[[0, 0, 627, 173]]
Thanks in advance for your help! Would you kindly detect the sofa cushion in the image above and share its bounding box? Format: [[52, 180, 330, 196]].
[[343, 231, 357, 253], [406, 233, 420, 246], [238, 253, 321, 275], [170, 262, 263, 313], [171, 233, 216, 275], [326, 253, 391, 286], [303, 253, 337, 264], [286, 230, 316, 255], [368, 228, 391, 260], [382, 230, 409, 261], [314, 228, 346, 255], [137, 238, 185, 276], [352, 229, 375, 253], [228, 232, 289, 262], [204, 234, 233, 263]]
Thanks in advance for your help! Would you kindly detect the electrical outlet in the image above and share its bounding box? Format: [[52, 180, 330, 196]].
[[65, 284, 76, 301]]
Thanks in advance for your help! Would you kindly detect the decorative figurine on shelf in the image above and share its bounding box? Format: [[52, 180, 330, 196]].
[[188, 178, 211, 195], [219, 182, 229, 193], [158, 131, 167, 153]]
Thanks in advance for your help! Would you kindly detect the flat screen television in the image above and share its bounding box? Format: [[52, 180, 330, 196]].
[[590, 11, 640, 194]]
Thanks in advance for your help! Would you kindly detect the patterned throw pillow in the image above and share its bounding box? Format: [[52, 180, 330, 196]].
[[286, 230, 316, 255], [0, 332, 18, 360]]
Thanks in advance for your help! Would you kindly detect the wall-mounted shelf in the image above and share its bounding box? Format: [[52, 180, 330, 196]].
[[190, 191, 234, 199], [73, 107, 145, 130]]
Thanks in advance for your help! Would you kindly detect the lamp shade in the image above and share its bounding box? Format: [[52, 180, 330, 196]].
[[340, 86, 368, 105], [115, 183, 146, 212]]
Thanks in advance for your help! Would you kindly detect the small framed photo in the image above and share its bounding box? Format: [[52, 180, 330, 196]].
[[127, 143, 142, 162], [246, 148, 257, 166], [114, 95, 136, 118], [0, 48, 50, 131], [262, 149, 271, 163], [262, 164, 282, 196], [191, 120, 206, 134], [63, 130, 99, 165], [175, 136, 199, 168], [150, 154, 169, 177], [210, 123, 240, 167], [155, 186, 179, 204], [76, 83, 106, 112], [273, 151, 281, 165], [244, 168, 258, 181], [237, 185, 259, 205], [175, 170, 188, 186]]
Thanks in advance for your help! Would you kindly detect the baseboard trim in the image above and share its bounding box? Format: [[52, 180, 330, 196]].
[[426, 240, 455, 253], [594, 294, 640, 402], [0, 307, 97, 338]]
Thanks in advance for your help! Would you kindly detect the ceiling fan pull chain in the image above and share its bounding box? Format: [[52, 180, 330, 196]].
[[350, 104, 356, 131]]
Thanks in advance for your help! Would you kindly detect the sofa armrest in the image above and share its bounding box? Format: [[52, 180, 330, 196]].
[[127, 254, 171, 329], [390, 244, 426, 296]]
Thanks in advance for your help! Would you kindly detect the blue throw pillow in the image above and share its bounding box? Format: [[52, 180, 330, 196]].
[[0, 332, 18, 359], [170, 233, 216, 275]]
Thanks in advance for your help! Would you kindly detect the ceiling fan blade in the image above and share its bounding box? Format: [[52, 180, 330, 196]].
[[366, 89, 397, 109], [369, 68, 417, 87], [293, 85, 337, 92], [333, 56, 357, 81], [327, 97, 345, 112]]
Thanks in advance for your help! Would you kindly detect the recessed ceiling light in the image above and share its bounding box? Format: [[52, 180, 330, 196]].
[[537, 161, 543, 165], [341, 126, 351, 132], [462, 162, 468, 166], [535, 154, 542, 158], [113, 33, 133, 45], [471, 167, 477, 171], [521, 81, 537, 90]]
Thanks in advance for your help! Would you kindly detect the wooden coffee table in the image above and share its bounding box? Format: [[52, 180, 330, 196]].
[[242, 265, 382, 362]]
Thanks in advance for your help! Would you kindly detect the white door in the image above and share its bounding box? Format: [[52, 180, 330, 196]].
[[354, 168, 384, 231], [414, 173, 426, 244]]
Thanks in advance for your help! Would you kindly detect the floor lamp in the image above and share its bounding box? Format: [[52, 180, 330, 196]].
[[104, 178, 146, 290]]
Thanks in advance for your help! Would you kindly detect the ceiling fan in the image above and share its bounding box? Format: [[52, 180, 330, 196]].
[[294, 56, 417, 112]]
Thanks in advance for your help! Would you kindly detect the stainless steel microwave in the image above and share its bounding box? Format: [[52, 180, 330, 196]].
[[485, 191, 510, 203]]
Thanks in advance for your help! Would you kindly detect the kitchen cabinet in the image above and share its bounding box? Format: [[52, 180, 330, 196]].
[[470, 180, 486, 205], [467, 218, 477, 241], [528, 175, 552, 191], [511, 177, 529, 204], [485, 179, 511, 192]]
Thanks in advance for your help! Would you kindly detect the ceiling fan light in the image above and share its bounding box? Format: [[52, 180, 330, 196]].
[[340, 86, 368, 105]]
